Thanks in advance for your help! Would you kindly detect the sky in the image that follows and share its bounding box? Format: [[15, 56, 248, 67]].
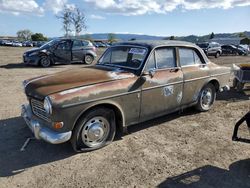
[[0, 0, 250, 37]]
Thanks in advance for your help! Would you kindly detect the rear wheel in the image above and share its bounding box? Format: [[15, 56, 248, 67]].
[[236, 82, 244, 91], [71, 108, 116, 152], [40, 56, 51, 67], [232, 78, 238, 88], [196, 83, 216, 112], [84, 54, 94, 65]]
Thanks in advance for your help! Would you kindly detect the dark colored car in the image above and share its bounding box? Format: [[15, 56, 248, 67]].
[[21, 40, 230, 151], [94, 41, 107, 48], [23, 39, 97, 67], [196, 42, 222, 58], [221, 44, 247, 56]]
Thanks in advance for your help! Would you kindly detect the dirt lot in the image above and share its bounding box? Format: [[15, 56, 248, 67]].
[[0, 46, 250, 188]]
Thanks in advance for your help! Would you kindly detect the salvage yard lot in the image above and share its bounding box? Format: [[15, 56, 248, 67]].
[[0, 46, 250, 188]]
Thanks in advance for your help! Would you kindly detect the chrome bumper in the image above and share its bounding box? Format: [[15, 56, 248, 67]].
[[21, 104, 72, 144]]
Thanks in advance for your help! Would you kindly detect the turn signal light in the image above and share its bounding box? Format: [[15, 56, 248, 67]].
[[53, 122, 64, 129]]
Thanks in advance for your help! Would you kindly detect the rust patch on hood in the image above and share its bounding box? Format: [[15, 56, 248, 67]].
[[25, 66, 135, 99]]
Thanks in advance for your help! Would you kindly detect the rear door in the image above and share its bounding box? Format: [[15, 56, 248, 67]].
[[140, 47, 183, 122], [178, 48, 209, 106], [53, 40, 72, 63], [72, 40, 84, 61]]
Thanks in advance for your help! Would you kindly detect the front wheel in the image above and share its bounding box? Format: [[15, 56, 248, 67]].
[[71, 108, 116, 152], [196, 83, 216, 112], [40, 56, 51, 67]]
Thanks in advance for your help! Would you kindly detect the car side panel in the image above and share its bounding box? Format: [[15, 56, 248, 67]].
[[140, 69, 183, 122], [49, 76, 143, 132], [181, 65, 209, 105]]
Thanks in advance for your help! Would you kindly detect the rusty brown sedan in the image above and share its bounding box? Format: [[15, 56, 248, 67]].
[[21, 40, 231, 151]]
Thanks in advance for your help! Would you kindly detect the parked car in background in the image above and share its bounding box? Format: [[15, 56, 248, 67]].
[[23, 38, 97, 67], [196, 42, 222, 58], [12, 41, 23, 47], [237, 45, 249, 55], [4, 40, 13, 46], [221, 44, 247, 56], [21, 40, 230, 151], [22, 41, 33, 47], [94, 41, 107, 48]]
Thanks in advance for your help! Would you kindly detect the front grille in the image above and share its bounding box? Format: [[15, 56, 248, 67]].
[[30, 99, 50, 122]]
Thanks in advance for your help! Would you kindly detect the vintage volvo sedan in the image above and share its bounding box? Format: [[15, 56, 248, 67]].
[[21, 40, 230, 151]]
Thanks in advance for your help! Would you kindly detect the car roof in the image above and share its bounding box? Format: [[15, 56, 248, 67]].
[[115, 40, 197, 49]]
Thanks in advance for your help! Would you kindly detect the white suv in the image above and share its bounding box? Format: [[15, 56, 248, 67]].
[[197, 42, 222, 58]]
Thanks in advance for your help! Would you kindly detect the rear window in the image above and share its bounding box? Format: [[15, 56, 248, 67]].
[[179, 48, 203, 66]]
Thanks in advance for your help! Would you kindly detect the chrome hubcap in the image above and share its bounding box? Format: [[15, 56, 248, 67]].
[[85, 55, 93, 64], [81, 117, 110, 147], [201, 88, 213, 108]]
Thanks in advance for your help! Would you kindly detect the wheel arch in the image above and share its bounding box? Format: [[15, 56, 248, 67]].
[[73, 102, 125, 135], [39, 52, 54, 65], [207, 79, 220, 92]]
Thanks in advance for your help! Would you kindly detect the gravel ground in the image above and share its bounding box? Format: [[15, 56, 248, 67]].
[[0, 46, 249, 188]]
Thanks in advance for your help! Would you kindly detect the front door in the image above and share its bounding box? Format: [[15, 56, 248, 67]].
[[140, 47, 183, 122], [178, 47, 209, 106], [53, 40, 72, 63]]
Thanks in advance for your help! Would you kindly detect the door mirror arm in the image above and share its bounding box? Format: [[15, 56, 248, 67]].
[[142, 69, 156, 78]]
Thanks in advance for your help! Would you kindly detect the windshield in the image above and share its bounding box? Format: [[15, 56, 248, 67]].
[[40, 39, 60, 49], [98, 46, 147, 69]]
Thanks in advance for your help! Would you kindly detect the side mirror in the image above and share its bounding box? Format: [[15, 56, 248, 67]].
[[142, 69, 156, 78]]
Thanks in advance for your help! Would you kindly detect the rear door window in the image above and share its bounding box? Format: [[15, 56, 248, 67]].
[[72, 40, 83, 50], [179, 48, 203, 66]]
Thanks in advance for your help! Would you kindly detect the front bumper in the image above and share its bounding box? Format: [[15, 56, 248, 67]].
[[23, 55, 40, 65], [21, 104, 72, 144]]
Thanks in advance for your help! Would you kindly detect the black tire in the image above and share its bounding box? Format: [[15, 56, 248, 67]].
[[40, 55, 51, 67], [84, 54, 94, 65], [196, 83, 216, 112], [236, 82, 244, 92], [232, 78, 238, 89], [71, 107, 116, 152], [215, 52, 220, 58]]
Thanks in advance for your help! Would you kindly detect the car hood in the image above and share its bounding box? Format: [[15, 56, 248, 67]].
[[24, 48, 40, 54], [25, 66, 135, 100]]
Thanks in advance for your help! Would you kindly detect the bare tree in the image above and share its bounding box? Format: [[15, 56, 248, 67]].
[[57, 6, 73, 37], [17, 29, 33, 41], [71, 7, 87, 36]]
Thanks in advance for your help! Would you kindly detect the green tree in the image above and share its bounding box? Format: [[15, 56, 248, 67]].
[[240, 37, 250, 45], [129, 38, 136, 41], [169, 36, 175, 40], [238, 32, 246, 38], [209, 32, 215, 39], [17, 29, 33, 40], [107, 33, 116, 43], [31, 33, 48, 41]]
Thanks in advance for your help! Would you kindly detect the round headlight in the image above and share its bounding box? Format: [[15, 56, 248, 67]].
[[44, 96, 52, 114]]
